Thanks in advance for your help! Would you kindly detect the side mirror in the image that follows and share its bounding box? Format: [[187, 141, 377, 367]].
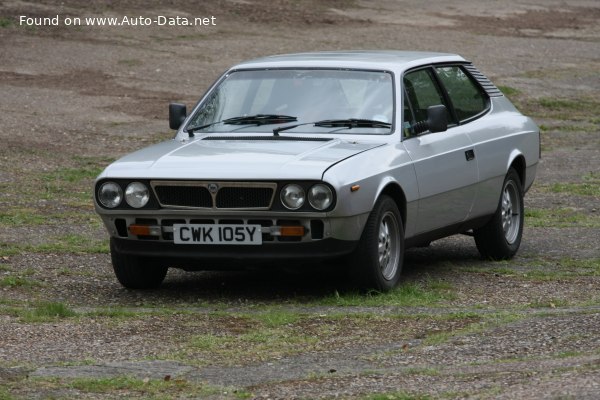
[[426, 104, 448, 133], [412, 104, 448, 135], [169, 103, 187, 130]]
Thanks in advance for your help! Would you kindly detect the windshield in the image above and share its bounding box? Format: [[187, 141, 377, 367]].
[[187, 69, 394, 134]]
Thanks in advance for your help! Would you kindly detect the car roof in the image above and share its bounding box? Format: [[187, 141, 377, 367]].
[[231, 50, 467, 71]]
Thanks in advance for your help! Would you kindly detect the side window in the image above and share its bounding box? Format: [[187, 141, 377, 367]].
[[403, 68, 452, 127], [436, 66, 488, 122]]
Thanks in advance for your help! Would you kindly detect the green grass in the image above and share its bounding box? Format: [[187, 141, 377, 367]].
[[0, 16, 14, 28], [538, 98, 581, 110], [0, 209, 47, 226], [545, 171, 600, 197], [185, 322, 319, 365], [84, 307, 140, 319], [480, 257, 600, 282], [318, 281, 454, 307], [403, 367, 440, 376], [422, 312, 524, 346], [117, 59, 142, 66], [529, 258, 600, 280], [33, 234, 108, 254], [0, 157, 112, 241], [0, 276, 40, 288], [254, 308, 302, 327], [40, 165, 103, 203], [525, 208, 600, 228], [540, 124, 598, 134], [0, 385, 15, 400], [497, 85, 520, 97], [362, 392, 431, 400], [23, 376, 247, 399], [519, 96, 600, 121], [20, 302, 77, 322], [0, 234, 109, 256]]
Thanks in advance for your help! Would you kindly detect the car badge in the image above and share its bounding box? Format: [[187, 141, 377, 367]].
[[208, 183, 219, 193]]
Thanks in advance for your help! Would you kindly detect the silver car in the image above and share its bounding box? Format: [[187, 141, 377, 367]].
[[94, 51, 540, 291]]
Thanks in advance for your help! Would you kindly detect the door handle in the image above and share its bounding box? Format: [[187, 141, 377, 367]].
[[465, 149, 475, 161]]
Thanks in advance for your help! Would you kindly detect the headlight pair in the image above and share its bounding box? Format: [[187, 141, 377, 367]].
[[280, 183, 333, 211], [98, 181, 149, 209]]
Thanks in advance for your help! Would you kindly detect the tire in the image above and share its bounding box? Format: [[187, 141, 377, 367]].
[[351, 195, 404, 292], [110, 238, 168, 289], [474, 168, 524, 260]]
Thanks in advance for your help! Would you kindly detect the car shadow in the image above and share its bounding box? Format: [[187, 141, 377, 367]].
[[109, 236, 484, 305]]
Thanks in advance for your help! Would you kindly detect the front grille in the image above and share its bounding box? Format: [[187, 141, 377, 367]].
[[151, 181, 277, 210], [154, 185, 212, 208], [216, 187, 273, 209]]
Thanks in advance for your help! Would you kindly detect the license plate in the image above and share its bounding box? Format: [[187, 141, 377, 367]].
[[173, 224, 262, 245]]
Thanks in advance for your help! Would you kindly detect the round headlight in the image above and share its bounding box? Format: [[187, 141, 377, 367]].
[[98, 182, 123, 208], [280, 184, 305, 210], [308, 184, 333, 210], [125, 182, 150, 208]]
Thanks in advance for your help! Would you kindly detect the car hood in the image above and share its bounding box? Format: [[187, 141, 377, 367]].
[[100, 137, 385, 180]]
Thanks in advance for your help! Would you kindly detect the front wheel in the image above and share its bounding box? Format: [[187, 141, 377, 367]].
[[110, 238, 168, 289], [474, 168, 524, 260], [351, 195, 404, 292]]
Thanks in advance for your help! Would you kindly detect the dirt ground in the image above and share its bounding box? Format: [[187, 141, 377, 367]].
[[0, 0, 599, 399]]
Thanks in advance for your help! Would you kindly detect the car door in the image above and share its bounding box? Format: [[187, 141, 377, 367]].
[[402, 67, 478, 234]]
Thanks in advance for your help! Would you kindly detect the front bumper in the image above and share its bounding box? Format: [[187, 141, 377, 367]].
[[111, 237, 358, 266], [97, 210, 369, 242]]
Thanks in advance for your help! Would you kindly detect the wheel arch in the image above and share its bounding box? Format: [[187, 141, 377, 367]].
[[377, 182, 407, 232], [508, 152, 526, 189]]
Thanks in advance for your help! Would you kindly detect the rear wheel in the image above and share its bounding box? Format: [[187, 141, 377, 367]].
[[352, 195, 404, 292], [474, 168, 524, 260], [110, 238, 168, 289]]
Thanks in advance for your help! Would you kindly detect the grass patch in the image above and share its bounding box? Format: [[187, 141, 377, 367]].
[[539, 124, 598, 134], [518, 96, 600, 121], [84, 307, 140, 319], [0, 276, 40, 288], [403, 367, 440, 376], [362, 392, 431, 400], [185, 321, 319, 365], [40, 165, 102, 203], [497, 85, 520, 97], [117, 59, 142, 66], [0, 16, 15, 28], [34, 234, 108, 254], [20, 302, 77, 322], [526, 298, 570, 309], [0, 209, 47, 226], [182, 312, 429, 366], [254, 308, 301, 327], [319, 281, 454, 307], [526, 258, 600, 280], [487, 257, 600, 282], [189, 334, 231, 351], [538, 98, 581, 111], [544, 172, 600, 197], [422, 312, 524, 346], [25, 376, 244, 398], [525, 208, 600, 228], [1, 235, 108, 256]]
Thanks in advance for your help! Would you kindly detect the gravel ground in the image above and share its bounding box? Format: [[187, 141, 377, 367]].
[[1, 0, 599, 398]]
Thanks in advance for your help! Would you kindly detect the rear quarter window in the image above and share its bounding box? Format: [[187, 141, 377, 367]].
[[436, 66, 489, 122]]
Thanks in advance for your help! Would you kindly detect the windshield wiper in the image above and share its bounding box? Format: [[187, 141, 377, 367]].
[[273, 118, 391, 135], [186, 114, 297, 136]]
